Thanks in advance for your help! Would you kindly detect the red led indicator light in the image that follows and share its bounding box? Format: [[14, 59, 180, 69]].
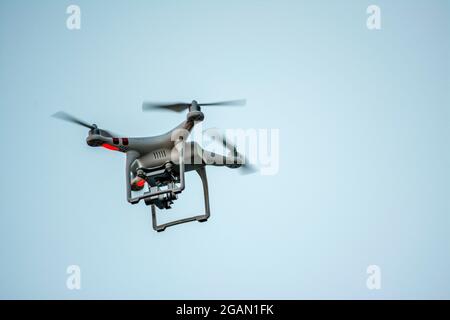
[[102, 143, 119, 151], [136, 179, 146, 187]]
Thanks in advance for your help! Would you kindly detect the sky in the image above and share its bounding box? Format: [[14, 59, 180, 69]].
[[0, 0, 449, 299]]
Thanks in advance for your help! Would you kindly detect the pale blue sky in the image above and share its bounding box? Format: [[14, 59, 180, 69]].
[[0, 0, 448, 299]]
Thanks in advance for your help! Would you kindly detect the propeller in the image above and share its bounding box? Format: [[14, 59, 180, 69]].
[[52, 111, 97, 129], [142, 99, 246, 113], [52, 111, 118, 137], [203, 129, 258, 175]]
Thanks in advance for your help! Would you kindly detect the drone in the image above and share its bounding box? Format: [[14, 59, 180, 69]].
[[53, 99, 255, 232]]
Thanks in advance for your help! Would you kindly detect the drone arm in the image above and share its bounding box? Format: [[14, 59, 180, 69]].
[[169, 110, 204, 140], [126, 150, 140, 204]]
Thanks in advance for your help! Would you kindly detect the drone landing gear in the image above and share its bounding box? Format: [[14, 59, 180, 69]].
[[151, 167, 210, 232]]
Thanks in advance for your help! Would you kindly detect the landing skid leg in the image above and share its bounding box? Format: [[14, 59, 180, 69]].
[[151, 167, 211, 232]]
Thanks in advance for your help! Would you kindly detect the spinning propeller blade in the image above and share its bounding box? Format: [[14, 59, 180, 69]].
[[142, 99, 246, 112], [52, 111, 96, 129], [199, 99, 246, 107], [203, 129, 258, 175], [142, 102, 191, 113], [51, 111, 119, 137]]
